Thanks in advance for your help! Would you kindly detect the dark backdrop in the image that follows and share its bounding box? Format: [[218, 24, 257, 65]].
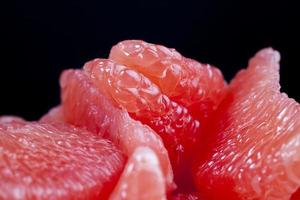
[[1, 0, 299, 120]]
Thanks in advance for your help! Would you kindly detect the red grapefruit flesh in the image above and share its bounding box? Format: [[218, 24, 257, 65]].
[[193, 48, 300, 200], [109, 40, 227, 124], [60, 69, 174, 191], [0, 121, 125, 199], [83, 59, 200, 172], [109, 147, 166, 200], [171, 193, 200, 200], [0, 116, 26, 125], [40, 105, 64, 123], [291, 188, 300, 200]]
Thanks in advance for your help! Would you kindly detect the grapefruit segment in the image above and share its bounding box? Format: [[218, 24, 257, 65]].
[[83, 59, 200, 171], [109, 40, 227, 123], [109, 147, 166, 200], [0, 121, 125, 200], [60, 69, 174, 191], [193, 48, 300, 200]]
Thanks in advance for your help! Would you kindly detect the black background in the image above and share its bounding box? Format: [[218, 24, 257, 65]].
[[1, 0, 299, 120]]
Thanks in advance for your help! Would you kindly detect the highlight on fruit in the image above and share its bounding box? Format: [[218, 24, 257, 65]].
[[1, 40, 299, 200]]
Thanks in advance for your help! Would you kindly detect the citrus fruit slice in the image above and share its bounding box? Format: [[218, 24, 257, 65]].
[[193, 48, 300, 200], [109, 40, 227, 124], [0, 121, 125, 199], [108, 41, 228, 190], [60, 69, 174, 191], [109, 147, 166, 200], [83, 59, 200, 172]]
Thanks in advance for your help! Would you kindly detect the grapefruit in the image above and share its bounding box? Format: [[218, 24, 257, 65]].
[[109, 40, 227, 124], [109, 147, 166, 200], [60, 69, 174, 191], [193, 48, 300, 200], [83, 58, 200, 174], [2, 39, 299, 200], [0, 121, 125, 199]]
